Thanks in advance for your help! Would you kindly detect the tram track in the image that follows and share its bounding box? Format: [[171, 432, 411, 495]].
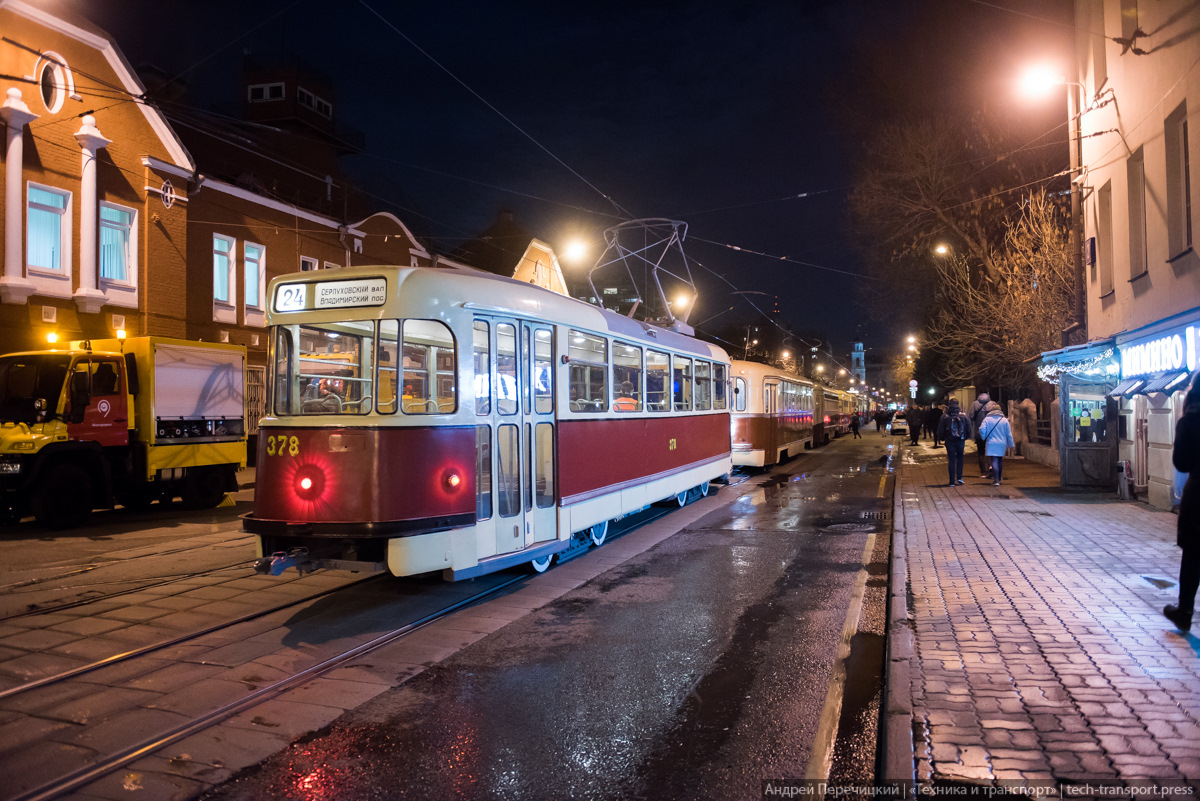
[[0, 559, 258, 622], [0, 532, 256, 595], [8, 570, 530, 801], [0, 573, 385, 701], [2, 479, 749, 801]]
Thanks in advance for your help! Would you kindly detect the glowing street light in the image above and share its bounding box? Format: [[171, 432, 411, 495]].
[[562, 239, 589, 264]]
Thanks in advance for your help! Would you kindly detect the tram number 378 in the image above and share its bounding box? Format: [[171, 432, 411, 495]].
[[265, 434, 300, 457]]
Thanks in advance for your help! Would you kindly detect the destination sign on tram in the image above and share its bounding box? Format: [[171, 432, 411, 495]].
[[274, 278, 387, 312]]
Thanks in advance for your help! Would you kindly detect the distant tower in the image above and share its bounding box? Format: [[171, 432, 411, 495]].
[[851, 339, 866, 383]]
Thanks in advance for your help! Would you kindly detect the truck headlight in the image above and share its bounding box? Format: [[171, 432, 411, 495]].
[[0, 456, 21, 474]]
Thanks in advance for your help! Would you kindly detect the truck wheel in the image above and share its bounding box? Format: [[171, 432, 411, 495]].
[[33, 464, 93, 529], [182, 467, 227, 509]]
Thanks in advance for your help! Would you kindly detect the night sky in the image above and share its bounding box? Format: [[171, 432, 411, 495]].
[[67, 0, 1070, 360]]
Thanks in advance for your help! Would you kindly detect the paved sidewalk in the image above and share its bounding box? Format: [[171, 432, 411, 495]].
[[885, 441, 1200, 795]]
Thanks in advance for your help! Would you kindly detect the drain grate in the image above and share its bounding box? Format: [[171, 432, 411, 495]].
[[861, 511, 891, 521]]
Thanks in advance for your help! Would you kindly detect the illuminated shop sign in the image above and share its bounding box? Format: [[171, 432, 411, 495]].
[[1120, 324, 1198, 378]]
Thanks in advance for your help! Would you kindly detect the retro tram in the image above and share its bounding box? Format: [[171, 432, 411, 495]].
[[245, 263, 733, 580], [729, 359, 862, 468]]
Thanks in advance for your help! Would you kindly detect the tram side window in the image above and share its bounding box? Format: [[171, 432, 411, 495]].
[[714, 364, 728, 410], [646, 350, 670, 411], [673, 356, 693, 411], [695, 361, 711, 411], [273, 327, 292, 415], [497, 324, 518, 416], [473, 321, 490, 416], [734, 376, 747, 412], [376, 320, 399, 414], [533, 328, 553, 414], [613, 340, 643, 412], [402, 319, 457, 415], [476, 425, 492, 521], [568, 330, 607, 412]]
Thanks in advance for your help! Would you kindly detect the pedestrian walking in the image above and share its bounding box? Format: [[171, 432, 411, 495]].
[[929, 402, 945, 448], [969, 392, 992, 478], [978, 401, 1015, 486], [908, 405, 922, 446], [850, 412, 861, 439], [936, 398, 972, 486], [1165, 379, 1200, 632]]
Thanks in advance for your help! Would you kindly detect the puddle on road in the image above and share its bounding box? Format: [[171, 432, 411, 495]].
[[828, 631, 885, 784]]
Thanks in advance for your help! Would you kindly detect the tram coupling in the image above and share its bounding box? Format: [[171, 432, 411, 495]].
[[254, 548, 316, 577]]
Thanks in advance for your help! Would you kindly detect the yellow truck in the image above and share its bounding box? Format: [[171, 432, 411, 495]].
[[0, 336, 247, 528]]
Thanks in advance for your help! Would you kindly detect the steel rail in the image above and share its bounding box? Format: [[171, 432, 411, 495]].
[[0, 573, 383, 700], [12, 571, 529, 801]]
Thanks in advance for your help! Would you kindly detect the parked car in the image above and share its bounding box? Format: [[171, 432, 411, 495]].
[[889, 411, 907, 436]]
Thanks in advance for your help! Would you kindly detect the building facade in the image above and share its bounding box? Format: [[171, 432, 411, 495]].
[[0, 2, 437, 446], [1039, 0, 1200, 509]]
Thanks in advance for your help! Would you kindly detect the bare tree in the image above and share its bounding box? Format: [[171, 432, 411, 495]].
[[924, 192, 1075, 386]]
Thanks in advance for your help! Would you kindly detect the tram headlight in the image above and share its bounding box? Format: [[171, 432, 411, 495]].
[[444, 471, 462, 491]]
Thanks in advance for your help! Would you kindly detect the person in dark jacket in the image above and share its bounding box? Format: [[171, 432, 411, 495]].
[[936, 398, 973, 486], [1165, 379, 1200, 632], [850, 412, 861, 439], [908, 405, 922, 445], [928, 403, 945, 448], [969, 392, 992, 478]]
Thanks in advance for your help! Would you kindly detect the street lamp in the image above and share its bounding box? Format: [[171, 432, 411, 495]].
[[1020, 64, 1085, 346], [562, 239, 589, 264]]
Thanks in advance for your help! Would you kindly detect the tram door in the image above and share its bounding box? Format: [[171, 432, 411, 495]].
[[476, 318, 557, 558], [764, 379, 779, 457]]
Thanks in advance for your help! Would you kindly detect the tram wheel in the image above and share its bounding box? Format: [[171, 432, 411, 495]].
[[698, 481, 710, 498], [588, 521, 609, 547], [675, 490, 689, 507], [530, 554, 553, 573]]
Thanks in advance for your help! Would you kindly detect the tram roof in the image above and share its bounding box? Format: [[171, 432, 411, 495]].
[[267, 264, 729, 362]]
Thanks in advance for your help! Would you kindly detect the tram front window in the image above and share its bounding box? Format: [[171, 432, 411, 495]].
[[293, 322, 372, 415]]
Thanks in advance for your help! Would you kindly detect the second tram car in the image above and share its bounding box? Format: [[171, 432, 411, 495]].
[[246, 264, 733, 581], [729, 360, 816, 467]]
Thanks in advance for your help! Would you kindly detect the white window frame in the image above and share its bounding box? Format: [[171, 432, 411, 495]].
[[323, 261, 340, 270], [1166, 102, 1192, 260], [247, 82, 285, 103], [300, 256, 319, 271], [244, 241, 266, 326], [1127, 147, 1148, 281], [297, 86, 333, 119], [25, 181, 73, 298], [98, 200, 139, 307], [213, 233, 237, 323]]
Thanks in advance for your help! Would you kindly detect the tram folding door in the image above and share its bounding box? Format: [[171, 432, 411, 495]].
[[475, 317, 558, 559]]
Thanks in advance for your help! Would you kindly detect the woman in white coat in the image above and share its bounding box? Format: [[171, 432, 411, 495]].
[[979, 401, 1015, 486]]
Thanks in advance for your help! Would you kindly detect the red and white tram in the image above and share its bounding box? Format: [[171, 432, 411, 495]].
[[819, 387, 856, 441], [245, 264, 732, 580], [729, 360, 817, 468]]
